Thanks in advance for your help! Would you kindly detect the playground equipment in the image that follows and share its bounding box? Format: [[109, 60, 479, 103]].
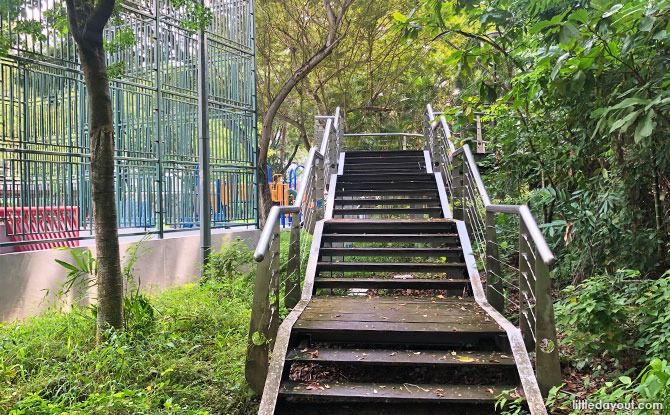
[[267, 165, 303, 227], [0, 207, 79, 252]]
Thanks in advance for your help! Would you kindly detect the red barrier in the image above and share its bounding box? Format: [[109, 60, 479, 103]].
[[0, 206, 80, 252]]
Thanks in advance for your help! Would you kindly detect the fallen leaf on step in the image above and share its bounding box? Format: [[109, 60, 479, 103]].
[[487, 388, 495, 394], [309, 350, 319, 358], [458, 357, 475, 362]]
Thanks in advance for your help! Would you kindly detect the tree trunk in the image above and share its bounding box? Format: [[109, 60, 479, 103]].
[[78, 43, 124, 336], [65, 0, 124, 337]]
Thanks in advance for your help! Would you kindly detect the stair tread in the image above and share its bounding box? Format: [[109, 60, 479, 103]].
[[319, 247, 462, 256], [313, 277, 470, 289], [334, 198, 441, 206], [292, 297, 503, 344], [337, 177, 435, 182], [275, 401, 499, 415], [333, 207, 442, 215], [286, 347, 516, 366], [321, 234, 460, 243], [339, 172, 433, 177], [324, 218, 456, 231], [317, 261, 465, 267], [279, 381, 513, 403], [300, 299, 484, 323], [337, 188, 437, 196]]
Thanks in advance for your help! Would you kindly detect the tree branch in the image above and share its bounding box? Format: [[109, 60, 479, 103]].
[[89, 0, 115, 32], [64, 0, 81, 40], [434, 29, 526, 71]]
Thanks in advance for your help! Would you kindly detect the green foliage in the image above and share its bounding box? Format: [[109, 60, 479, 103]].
[[52, 237, 158, 337], [170, 0, 214, 33], [202, 238, 254, 290], [547, 358, 670, 414], [556, 269, 670, 369], [0, 276, 257, 414], [52, 248, 97, 305], [495, 390, 529, 415], [400, 0, 670, 281], [121, 237, 158, 337]]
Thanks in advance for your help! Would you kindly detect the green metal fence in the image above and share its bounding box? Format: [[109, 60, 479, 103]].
[[0, 0, 257, 251]]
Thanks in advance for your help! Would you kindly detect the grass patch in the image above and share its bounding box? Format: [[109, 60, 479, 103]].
[[0, 257, 259, 414]]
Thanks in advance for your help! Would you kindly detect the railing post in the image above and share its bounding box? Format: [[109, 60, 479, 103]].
[[461, 157, 470, 230], [327, 125, 338, 181], [451, 155, 464, 221], [423, 112, 431, 151], [268, 219, 281, 347], [534, 255, 562, 396], [285, 211, 301, 309], [245, 219, 280, 394], [430, 129, 439, 168], [486, 211, 504, 313], [518, 221, 534, 351], [310, 158, 324, 232], [337, 111, 344, 154], [314, 118, 327, 148]]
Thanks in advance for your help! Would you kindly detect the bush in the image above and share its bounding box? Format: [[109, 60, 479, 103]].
[[556, 269, 670, 370], [0, 241, 259, 414]]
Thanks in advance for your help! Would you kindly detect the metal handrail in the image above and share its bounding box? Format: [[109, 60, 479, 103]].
[[253, 117, 333, 262], [342, 133, 424, 137], [426, 103, 456, 154], [253, 147, 324, 262], [247, 109, 340, 393], [426, 103, 561, 400], [428, 106, 553, 265]]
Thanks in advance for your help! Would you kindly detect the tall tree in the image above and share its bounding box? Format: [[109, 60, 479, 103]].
[[257, 0, 355, 224], [65, 0, 123, 336]]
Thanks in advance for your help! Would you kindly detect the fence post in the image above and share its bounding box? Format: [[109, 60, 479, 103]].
[[327, 125, 338, 182], [245, 219, 280, 394], [461, 158, 470, 230], [267, 219, 281, 347], [534, 255, 562, 396], [285, 211, 301, 309], [313, 158, 325, 227], [423, 112, 431, 151], [518, 221, 534, 351], [449, 155, 462, 221], [485, 211, 504, 313]]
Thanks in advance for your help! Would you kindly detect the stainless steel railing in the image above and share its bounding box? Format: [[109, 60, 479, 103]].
[[245, 108, 342, 394], [425, 104, 561, 395], [342, 132, 424, 151]]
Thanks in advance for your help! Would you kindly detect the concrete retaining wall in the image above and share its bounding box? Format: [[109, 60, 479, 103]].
[[0, 228, 259, 322]]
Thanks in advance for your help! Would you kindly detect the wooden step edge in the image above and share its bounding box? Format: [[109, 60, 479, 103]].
[[286, 347, 517, 367], [317, 261, 467, 267], [318, 247, 463, 257], [279, 381, 516, 403], [313, 277, 470, 288]]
